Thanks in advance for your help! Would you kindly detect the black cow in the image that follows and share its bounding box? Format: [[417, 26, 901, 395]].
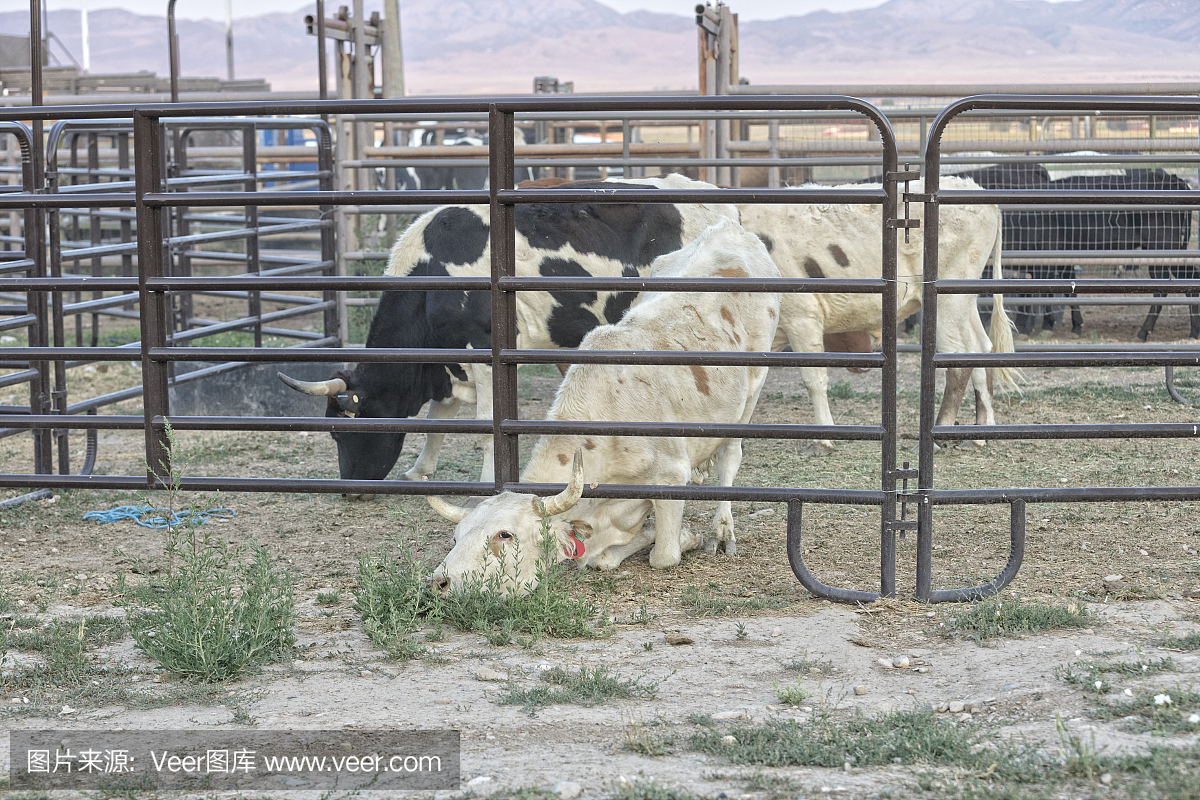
[[279, 175, 738, 495], [958, 164, 1194, 338]]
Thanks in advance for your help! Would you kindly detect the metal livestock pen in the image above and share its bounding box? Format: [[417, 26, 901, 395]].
[[0, 93, 1197, 605]]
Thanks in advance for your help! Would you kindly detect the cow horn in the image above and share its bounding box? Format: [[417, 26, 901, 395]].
[[427, 494, 470, 523], [277, 372, 347, 397], [540, 448, 585, 517]]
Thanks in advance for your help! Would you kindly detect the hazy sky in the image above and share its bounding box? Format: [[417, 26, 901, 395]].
[[4, 0, 895, 22], [1, 0, 1083, 21]]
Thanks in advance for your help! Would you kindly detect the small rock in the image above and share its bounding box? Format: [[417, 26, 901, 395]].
[[955, 712, 972, 722], [720, 735, 738, 745], [854, 685, 867, 696], [665, 634, 694, 646], [765, 704, 777, 712], [876, 658, 894, 669], [1100, 773, 1112, 786], [360, 670, 372, 678], [809, 667, 822, 675], [948, 701, 965, 714], [771, 627, 782, 638], [799, 706, 812, 712], [892, 656, 910, 669], [1080, 628, 1094, 635], [748, 508, 775, 519], [466, 776, 493, 787], [916, 666, 930, 674], [711, 710, 748, 721], [935, 702, 949, 713], [475, 667, 508, 682], [552, 781, 583, 800], [59, 705, 77, 716], [966, 701, 981, 713]]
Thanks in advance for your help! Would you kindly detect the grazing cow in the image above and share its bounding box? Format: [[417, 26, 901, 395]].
[[425, 218, 781, 591], [957, 165, 1195, 338], [279, 175, 738, 492], [738, 176, 1017, 452]]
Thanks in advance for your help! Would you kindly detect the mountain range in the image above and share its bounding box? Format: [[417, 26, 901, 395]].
[[0, 0, 1196, 95]]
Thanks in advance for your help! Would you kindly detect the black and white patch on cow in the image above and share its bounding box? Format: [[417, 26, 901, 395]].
[[425, 217, 782, 592], [279, 175, 738, 490]]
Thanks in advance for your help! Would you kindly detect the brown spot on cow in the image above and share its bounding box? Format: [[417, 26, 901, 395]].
[[824, 331, 875, 374], [803, 257, 825, 279], [557, 453, 570, 465], [568, 519, 594, 540], [584, 439, 596, 450], [690, 365, 711, 396], [767, 307, 777, 319], [719, 306, 742, 344], [714, 266, 747, 278], [828, 244, 850, 267]]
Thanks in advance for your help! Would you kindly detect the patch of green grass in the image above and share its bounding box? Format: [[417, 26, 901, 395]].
[[519, 363, 565, 379], [941, 596, 1091, 642], [485, 789, 561, 800], [186, 331, 293, 349], [681, 583, 788, 618], [689, 708, 1053, 782], [1091, 686, 1200, 735], [1155, 631, 1200, 651], [1108, 742, 1200, 800], [1056, 656, 1174, 694], [315, 590, 342, 606], [3, 615, 126, 653], [782, 651, 837, 675], [120, 422, 296, 683], [773, 676, 812, 706], [355, 519, 607, 660], [497, 664, 659, 716], [611, 780, 706, 800]]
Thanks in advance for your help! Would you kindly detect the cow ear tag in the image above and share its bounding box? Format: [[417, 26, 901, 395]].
[[337, 392, 361, 417], [562, 526, 586, 560]]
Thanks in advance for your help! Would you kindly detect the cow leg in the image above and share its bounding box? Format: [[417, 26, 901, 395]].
[[472, 364, 495, 484], [1188, 291, 1200, 339], [935, 367, 973, 435], [648, 498, 688, 569], [591, 527, 656, 571], [777, 297, 834, 454], [1136, 294, 1167, 342], [707, 439, 742, 557], [402, 396, 462, 481]]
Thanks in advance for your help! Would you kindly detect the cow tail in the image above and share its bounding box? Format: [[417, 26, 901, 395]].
[[987, 219, 1020, 392]]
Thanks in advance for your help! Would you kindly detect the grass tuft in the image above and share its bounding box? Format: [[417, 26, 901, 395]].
[[941, 596, 1091, 641], [496, 664, 659, 716], [681, 583, 788, 618]]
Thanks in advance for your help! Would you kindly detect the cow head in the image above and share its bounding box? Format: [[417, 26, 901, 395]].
[[278, 369, 408, 499], [426, 450, 585, 594]]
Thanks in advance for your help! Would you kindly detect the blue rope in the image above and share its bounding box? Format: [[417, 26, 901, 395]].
[[82, 505, 236, 529]]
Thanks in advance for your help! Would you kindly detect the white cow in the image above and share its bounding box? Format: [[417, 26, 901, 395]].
[[738, 175, 1016, 451], [425, 218, 781, 592]]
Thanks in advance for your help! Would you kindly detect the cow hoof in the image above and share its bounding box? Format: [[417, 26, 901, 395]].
[[402, 468, 430, 481], [1072, 326, 1083, 336], [705, 538, 718, 555], [724, 539, 738, 557], [344, 493, 377, 502], [1136, 330, 1150, 342], [801, 441, 836, 456]]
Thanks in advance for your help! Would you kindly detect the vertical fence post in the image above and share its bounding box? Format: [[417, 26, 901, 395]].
[[134, 111, 171, 483], [243, 122, 262, 347], [489, 105, 518, 489], [879, 118, 899, 599], [915, 139, 942, 603]]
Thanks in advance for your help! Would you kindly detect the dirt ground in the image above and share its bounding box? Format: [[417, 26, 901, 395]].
[[1, 301, 1199, 799]]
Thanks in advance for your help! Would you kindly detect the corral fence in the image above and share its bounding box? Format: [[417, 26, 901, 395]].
[[0, 94, 1197, 604]]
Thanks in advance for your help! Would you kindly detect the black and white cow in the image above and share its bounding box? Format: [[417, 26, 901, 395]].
[[957, 165, 1195, 338], [279, 175, 737, 492]]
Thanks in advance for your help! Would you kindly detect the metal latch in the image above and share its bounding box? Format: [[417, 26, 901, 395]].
[[891, 460, 919, 539]]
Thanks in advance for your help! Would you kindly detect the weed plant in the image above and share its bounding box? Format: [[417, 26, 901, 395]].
[[496, 664, 659, 716], [681, 583, 788, 618], [941, 596, 1091, 641], [120, 422, 295, 682], [355, 513, 606, 659]]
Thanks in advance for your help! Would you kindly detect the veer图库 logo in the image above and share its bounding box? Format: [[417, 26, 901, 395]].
[[10, 729, 459, 791]]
